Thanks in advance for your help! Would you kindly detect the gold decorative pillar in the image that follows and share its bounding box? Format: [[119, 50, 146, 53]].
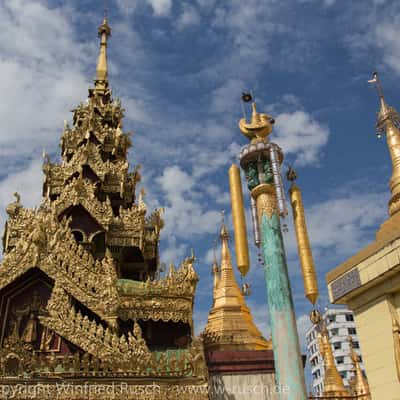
[[229, 164, 250, 276], [287, 170, 319, 305]]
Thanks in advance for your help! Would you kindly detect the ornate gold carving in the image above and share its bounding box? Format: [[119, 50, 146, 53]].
[[53, 176, 114, 227], [0, 208, 119, 319], [239, 102, 275, 142], [38, 285, 208, 380], [251, 183, 278, 219], [390, 303, 400, 382], [118, 254, 198, 324]]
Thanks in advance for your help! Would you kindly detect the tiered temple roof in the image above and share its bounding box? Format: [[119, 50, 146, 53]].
[[0, 15, 208, 399]]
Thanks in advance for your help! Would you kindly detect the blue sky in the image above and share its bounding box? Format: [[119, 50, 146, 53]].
[[0, 0, 397, 388]]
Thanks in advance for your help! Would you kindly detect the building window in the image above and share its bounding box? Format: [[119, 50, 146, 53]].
[[333, 342, 341, 350], [346, 313, 354, 322], [358, 356, 362, 363], [340, 371, 346, 379], [336, 356, 344, 364], [352, 341, 360, 349], [348, 327, 356, 335], [327, 315, 336, 323], [330, 328, 339, 336]]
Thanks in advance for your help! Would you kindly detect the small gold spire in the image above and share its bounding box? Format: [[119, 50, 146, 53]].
[[94, 14, 112, 94], [211, 241, 220, 301], [369, 72, 400, 217], [203, 221, 271, 351], [313, 310, 351, 397], [348, 336, 371, 399]]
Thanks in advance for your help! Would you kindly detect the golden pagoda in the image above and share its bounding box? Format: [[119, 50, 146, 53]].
[[202, 221, 270, 351]]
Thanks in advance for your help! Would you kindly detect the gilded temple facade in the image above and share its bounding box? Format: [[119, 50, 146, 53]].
[[0, 16, 208, 400]]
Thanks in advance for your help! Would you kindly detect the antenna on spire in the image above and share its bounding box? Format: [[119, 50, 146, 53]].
[[212, 239, 218, 263], [368, 71, 385, 100], [241, 91, 254, 121], [221, 209, 225, 223], [103, 0, 108, 19]]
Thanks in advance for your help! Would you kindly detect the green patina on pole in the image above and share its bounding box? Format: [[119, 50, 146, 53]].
[[261, 211, 307, 400]]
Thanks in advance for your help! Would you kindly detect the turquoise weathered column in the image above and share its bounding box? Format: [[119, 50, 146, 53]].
[[237, 102, 307, 399], [251, 183, 307, 400]]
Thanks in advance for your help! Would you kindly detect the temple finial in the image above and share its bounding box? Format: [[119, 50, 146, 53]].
[[220, 210, 229, 240], [94, 12, 112, 95], [348, 336, 371, 397], [312, 310, 350, 397], [368, 71, 400, 217]]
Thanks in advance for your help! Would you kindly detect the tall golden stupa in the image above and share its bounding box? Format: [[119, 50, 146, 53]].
[[202, 221, 270, 351]]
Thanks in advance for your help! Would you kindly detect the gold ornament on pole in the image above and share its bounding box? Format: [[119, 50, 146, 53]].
[[287, 167, 319, 305], [229, 164, 250, 276]]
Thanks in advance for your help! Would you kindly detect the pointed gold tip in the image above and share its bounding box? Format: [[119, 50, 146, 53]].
[[220, 223, 229, 240], [94, 15, 112, 94], [251, 102, 257, 116], [369, 72, 400, 217]]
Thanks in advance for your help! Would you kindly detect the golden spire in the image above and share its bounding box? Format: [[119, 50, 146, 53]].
[[312, 310, 350, 397], [211, 243, 220, 303], [287, 167, 319, 305], [94, 12, 112, 95], [203, 219, 271, 351], [369, 72, 400, 217], [348, 336, 371, 399]]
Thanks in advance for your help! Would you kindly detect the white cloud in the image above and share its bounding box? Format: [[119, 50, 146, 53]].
[[375, 23, 400, 75], [156, 165, 221, 239], [115, 0, 139, 15], [0, 0, 90, 162], [210, 79, 245, 114], [275, 111, 330, 165], [297, 314, 312, 351], [147, 0, 172, 16], [116, 0, 172, 17], [281, 187, 386, 270], [344, 2, 400, 76], [160, 236, 188, 266], [305, 192, 385, 255], [177, 3, 201, 30]]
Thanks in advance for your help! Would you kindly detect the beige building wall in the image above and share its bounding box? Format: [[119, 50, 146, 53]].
[[209, 372, 279, 400], [327, 231, 400, 400], [350, 295, 399, 399]]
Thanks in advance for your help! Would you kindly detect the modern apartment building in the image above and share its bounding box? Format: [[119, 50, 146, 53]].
[[306, 308, 366, 394]]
